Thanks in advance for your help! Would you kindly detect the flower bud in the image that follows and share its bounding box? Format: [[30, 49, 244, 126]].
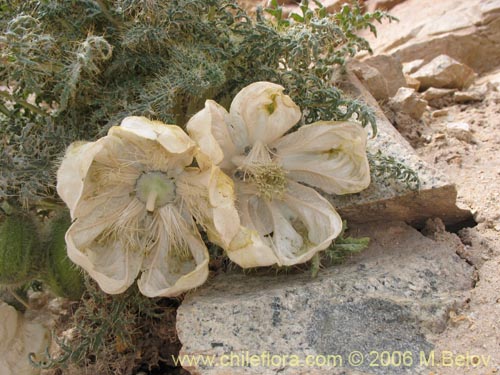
[[0, 213, 40, 287], [44, 212, 84, 300]]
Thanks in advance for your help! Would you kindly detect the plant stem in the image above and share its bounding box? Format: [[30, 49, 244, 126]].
[[95, 0, 121, 28], [0, 90, 47, 116], [9, 289, 30, 310]]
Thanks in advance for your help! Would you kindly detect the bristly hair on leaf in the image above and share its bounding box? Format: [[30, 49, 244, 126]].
[[310, 220, 370, 278]]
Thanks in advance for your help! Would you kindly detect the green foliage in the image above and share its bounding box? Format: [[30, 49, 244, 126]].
[[0, 0, 393, 207], [368, 150, 421, 190], [30, 278, 178, 374], [311, 221, 370, 277], [0, 213, 41, 286]]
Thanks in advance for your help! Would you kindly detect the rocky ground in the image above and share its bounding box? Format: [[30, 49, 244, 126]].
[[175, 1, 500, 374], [354, 1, 500, 370], [415, 70, 500, 375]]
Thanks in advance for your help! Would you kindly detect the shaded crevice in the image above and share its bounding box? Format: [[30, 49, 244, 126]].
[[445, 215, 477, 234]]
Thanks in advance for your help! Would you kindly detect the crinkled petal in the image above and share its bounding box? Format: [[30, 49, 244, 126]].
[[73, 136, 140, 218], [186, 100, 237, 170], [176, 165, 240, 248], [119, 116, 196, 154], [65, 197, 144, 294], [56, 140, 105, 218], [227, 226, 278, 268], [281, 180, 342, 259], [230, 81, 301, 146], [137, 206, 209, 297], [273, 121, 370, 195], [0, 302, 50, 375], [236, 181, 342, 267], [226, 188, 280, 268], [110, 124, 194, 172], [0, 303, 19, 351], [266, 199, 305, 265]]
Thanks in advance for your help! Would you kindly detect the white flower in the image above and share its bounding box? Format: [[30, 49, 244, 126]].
[[187, 82, 370, 267], [57, 116, 239, 297], [0, 302, 50, 375]]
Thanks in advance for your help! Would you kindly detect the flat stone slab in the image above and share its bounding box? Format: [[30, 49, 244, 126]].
[[176, 221, 474, 375], [359, 0, 500, 74], [329, 71, 471, 227]]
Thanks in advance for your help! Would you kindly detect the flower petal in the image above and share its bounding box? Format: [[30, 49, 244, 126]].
[[283, 180, 342, 250], [230, 81, 301, 146], [176, 165, 240, 248], [225, 189, 280, 268], [0, 302, 50, 375], [116, 116, 196, 155], [73, 136, 140, 218], [266, 199, 305, 264], [226, 226, 278, 268], [0, 303, 19, 350], [186, 100, 237, 170], [110, 124, 194, 172], [137, 206, 209, 297], [56, 140, 105, 218], [264, 180, 342, 266], [65, 197, 144, 294], [273, 121, 371, 195]]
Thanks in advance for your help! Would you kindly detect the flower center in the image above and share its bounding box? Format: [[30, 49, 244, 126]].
[[136, 172, 176, 212], [238, 162, 287, 201]]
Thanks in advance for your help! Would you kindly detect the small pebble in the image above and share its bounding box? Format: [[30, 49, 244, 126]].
[[446, 122, 472, 142], [432, 109, 448, 117]]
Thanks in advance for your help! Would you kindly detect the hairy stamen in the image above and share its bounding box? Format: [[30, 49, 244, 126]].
[[244, 162, 287, 201]]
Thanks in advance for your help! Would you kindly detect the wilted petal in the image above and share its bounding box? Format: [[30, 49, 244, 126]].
[[120, 116, 168, 140], [0, 302, 50, 375], [120, 116, 196, 154], [65, 197, 144, 294], [266, 200, 305, 264], [230, 82, 301, 146], [226, 189, 280, 268], [111, 118, 196, 174], [273, 121, 370, 195], [137, 206, 209, 297], [186, 100, 237, 169], [0, 303, 19, 352], [73, 137, 141, 218], [282, 180, 342, 252], [237, 181, 342, 266], [56, 140, 105, 218], [177, 165, 240, 248], [227, 226, 279, 268]]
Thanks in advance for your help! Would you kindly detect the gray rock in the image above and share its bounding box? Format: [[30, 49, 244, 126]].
[[366, 0, 407, 12], [421, 87, 456, 108], [389, 87, 427, 120], [402, 60, 425, 75], [411, 55, 476, 91], [453, 85, 487, 103], [350, 60, 391, 101], [329, 72, 471, 228], [359, 0, 500, 74], [364, 55, 408, 98], [421, 88, 456, 101], [177, 221, 474, 375], [431, 109, 448, 118], [404, 74, 420, 91], [453, 90, 484, 103]]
